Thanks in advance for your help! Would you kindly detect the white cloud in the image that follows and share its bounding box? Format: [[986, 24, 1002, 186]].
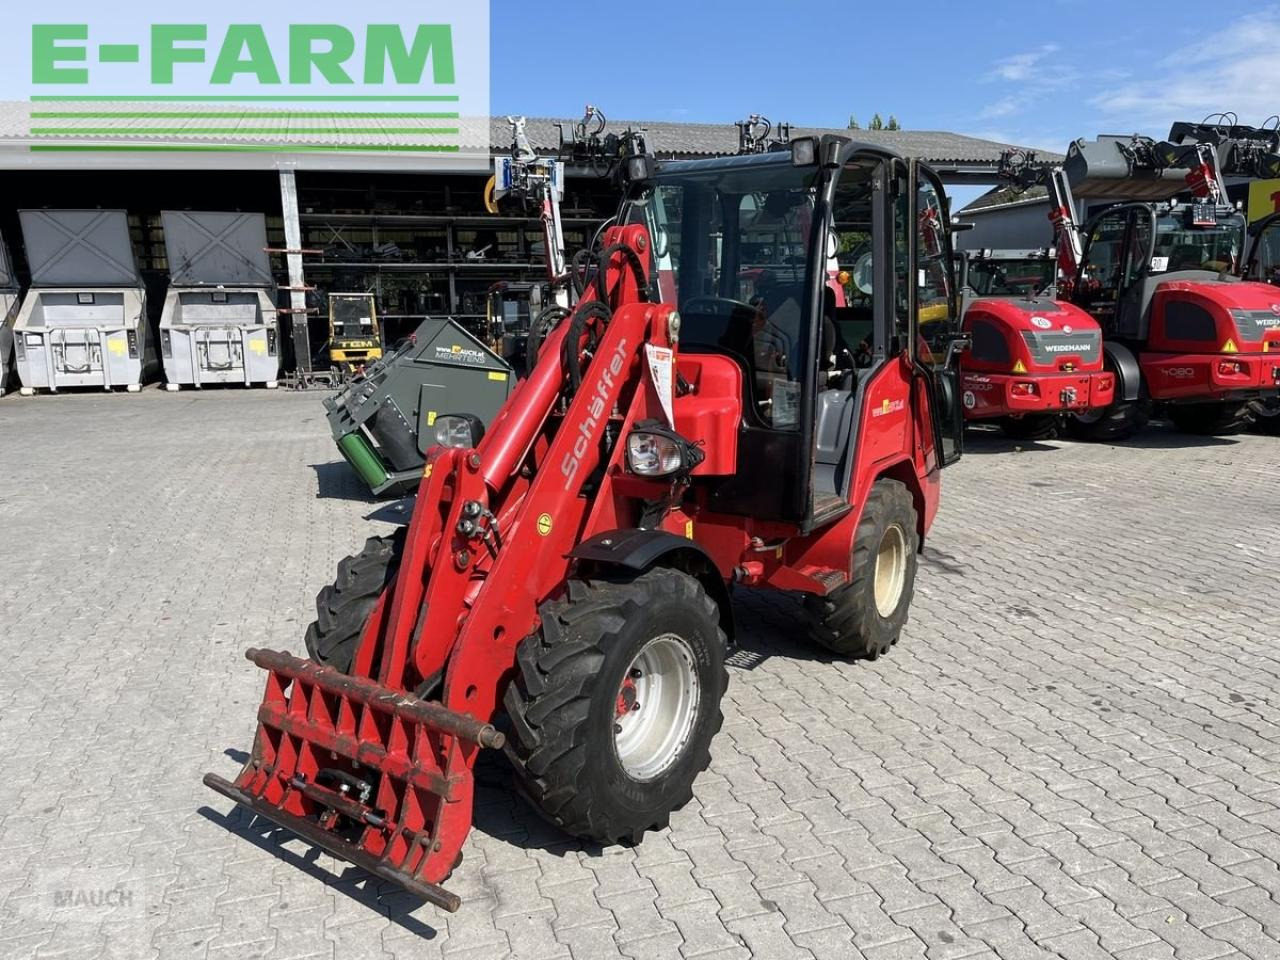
[[985, 44, 1061, 83], [978, 97, 1021, 120], [1091, 11, 1280, 131]]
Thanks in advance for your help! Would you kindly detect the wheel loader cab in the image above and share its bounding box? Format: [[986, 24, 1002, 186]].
[[1073, 203, 1246, 340], [1244, 212, 1280, 286], [627, 145, 963, 529]]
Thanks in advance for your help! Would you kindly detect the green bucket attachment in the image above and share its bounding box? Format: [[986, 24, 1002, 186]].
[[337, 432, 390, 491]]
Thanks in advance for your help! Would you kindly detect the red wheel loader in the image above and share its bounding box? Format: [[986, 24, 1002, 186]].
[[204, 138, 967, 911], [1003, 133, 1280, 440], [940, 248, 1115, 440], [1242, 210, 1280, 433]]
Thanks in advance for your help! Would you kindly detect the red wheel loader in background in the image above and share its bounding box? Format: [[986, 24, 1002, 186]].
[[1242, 210, 1280, 433], [936, 246, 1115, 440], [1003, 132, 1280, 440], [204, 137, 967, 911]]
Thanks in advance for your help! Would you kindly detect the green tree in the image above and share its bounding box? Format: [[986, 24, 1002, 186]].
[[847, 114, 860, 130], [868, 113, 884, 131], [887, 115, 901, 131]]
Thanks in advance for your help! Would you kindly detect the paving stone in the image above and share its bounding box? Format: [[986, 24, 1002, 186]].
[[4, 394, 1280, 959]]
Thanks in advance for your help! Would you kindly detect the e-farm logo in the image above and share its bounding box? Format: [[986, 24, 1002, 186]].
[[24, 13, 489, 160], [33, 24, 456, 87]]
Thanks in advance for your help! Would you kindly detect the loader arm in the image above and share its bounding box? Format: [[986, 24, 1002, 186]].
[[206, 224, 680, 911]]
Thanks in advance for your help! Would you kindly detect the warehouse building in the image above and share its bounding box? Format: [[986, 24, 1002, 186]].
[[0, 101, 1041, 378]]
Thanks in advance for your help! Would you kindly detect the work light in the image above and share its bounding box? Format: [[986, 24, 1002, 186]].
[[432, 414, 485, 449], [625, 422, 704, 478]]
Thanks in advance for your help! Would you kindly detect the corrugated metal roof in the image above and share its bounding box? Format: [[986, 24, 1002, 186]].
[[960, 184, 1050, 214], [0, 100, 1060, 172], [501, 116, 1061, 165]]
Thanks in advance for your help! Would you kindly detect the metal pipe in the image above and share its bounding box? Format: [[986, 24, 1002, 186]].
[[203, 773, 462, 912], [244, 648, 504, 749], [477, 318, 571, 491]]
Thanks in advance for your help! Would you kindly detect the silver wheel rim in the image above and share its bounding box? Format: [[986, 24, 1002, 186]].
[[874, 524, 908, 618], [613, 633, 701, 781]]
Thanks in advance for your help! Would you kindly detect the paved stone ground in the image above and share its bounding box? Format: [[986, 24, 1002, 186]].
[[1, 387, 1279, 960]]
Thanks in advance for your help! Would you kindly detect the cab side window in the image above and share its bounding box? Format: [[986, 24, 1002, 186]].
[[1081, 209, 1130, 302], [1252, 220, 1280, 285], [915, 178, 954, 344], [830, 160, 880, 367]]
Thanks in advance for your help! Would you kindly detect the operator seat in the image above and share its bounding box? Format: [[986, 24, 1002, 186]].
[[1167, 244, 1204, 272]]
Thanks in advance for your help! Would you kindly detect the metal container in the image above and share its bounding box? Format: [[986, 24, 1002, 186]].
[[14, 210, 152, 394], [159, 211, 280, 389], [0, 235, 19, 397]]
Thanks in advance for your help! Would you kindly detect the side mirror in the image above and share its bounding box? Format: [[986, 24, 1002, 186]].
[[950, 221, 976, 233], [852, 251, 875, 295], [941, 334, 971, 369]]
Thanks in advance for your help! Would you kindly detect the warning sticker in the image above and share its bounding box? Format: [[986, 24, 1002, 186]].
[[536, 513, 553, 536], [107, 339, 126, 357], [645, 344, 675, 425]]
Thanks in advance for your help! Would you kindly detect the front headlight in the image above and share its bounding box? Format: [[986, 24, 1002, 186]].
[[625, 422, 704, 478], [431, 413, 485, 449]]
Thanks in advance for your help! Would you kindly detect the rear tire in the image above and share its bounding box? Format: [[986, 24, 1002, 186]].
[[1251, 397, 1280, 435], [802, 478, 919, 659], [997, 414, 1061, 441], [504, 568, 728, 845], [1167, 402, 1252, 436], [1064, 398, 1151, 442], [304, 530, 405, 674]]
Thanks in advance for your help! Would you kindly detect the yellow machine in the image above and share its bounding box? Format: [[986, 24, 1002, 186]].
[[327, 292, 383, 374]]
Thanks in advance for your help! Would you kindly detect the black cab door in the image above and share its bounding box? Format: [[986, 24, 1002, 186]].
[[908, 158, 964, 467], [1245, 212, 1280, 285]]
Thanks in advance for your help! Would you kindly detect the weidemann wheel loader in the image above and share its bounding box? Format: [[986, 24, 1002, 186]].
[[1003, 131, 1280, 440], [205, 137, 968, 911], [943, 246, 1115, 441]]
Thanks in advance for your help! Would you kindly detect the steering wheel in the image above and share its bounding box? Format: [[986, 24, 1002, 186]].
[[681, 296, 757, 320]]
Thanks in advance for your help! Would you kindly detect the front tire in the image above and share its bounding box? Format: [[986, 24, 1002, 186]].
[[304, 531, 405, 674], [802, 478, 919, 659], [504, 568, 728, 845], [1065, 398, 1151, 442], [1167, 401, 1252, 436], [1251, 397, 1280, 435], [997, 414, 1061, 441]]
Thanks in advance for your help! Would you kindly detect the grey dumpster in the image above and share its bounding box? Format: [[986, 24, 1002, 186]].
[[0, 235, 19, 397], [14, 209, 152, 394], [159, 211, 280, 390]]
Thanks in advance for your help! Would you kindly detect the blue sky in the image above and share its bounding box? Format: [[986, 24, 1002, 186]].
[[492, 0, 1274, 154]]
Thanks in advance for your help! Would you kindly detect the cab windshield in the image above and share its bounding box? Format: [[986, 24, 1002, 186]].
[[331, 295, 376, 339], [626, 159, 821, 429], [966, 257, 1056, 296], [1153, 214, 1242, 273]]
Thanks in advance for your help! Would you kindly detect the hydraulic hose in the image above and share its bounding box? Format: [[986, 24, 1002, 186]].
[[560, 300, 613, 395], [526, 305, 571, 373], [560, 240, 652, 395]]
